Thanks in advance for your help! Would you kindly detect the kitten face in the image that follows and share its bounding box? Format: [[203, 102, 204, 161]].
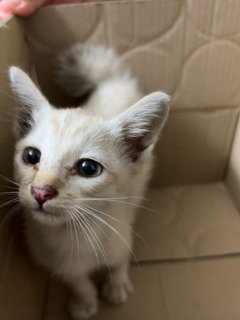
[[15, 108, 135, 224], [9, 67, 169, 225]]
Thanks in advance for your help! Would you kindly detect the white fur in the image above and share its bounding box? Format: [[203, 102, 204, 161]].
[[9, 45, 169, 320]]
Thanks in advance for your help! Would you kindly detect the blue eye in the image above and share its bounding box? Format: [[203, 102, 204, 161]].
[[76, 159, 103, 177]]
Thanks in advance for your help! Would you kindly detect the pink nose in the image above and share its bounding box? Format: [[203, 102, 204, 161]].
[[31, 185, 58, 206]]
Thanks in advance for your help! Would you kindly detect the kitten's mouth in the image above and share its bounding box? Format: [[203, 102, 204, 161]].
[[35, 207, 48, 214], [34, 205, 59, 217]]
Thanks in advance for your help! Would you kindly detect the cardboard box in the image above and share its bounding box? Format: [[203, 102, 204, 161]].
[[1, 1, 240, 319]]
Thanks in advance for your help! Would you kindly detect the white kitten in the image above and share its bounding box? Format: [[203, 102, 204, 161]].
[[9, 44, 169, 320]]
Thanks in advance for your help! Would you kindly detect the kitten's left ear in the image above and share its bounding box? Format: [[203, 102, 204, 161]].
[[110, 92, 170, 161], [9, 66, 50, 138]]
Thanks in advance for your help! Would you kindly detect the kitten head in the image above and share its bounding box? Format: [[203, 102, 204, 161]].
[[9, 67, 169, 225]]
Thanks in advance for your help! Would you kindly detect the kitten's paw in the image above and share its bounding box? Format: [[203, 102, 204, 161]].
[[102, 279, 133, 305], [68, 298, 98, 320]]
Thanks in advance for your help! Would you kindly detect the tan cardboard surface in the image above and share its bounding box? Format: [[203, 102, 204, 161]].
[[226, 115, 240, 210], [0, 18, 47, 320], [2, 182, 240, 319], [98, 257, 240, 320], [24, 2, 239, 186], [0, 224, 48, 320], [135, 183, 240, 261], [42, 256, 240, 320], [0, 14, 29, 266], [2, 1, 240, 319], [25, 0, 240, 110], [0, 18, 29, 183], [152, 110, 237, 186]]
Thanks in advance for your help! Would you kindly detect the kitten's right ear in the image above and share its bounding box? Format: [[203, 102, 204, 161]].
[[9, 66, 50, 138]]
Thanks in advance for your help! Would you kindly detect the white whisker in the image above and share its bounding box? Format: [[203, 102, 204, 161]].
[[65, 214, 74, 267], [0, 184, 19, 190], [0, 191, 19, 195], [73, 206, 111, 272], [73, 209, 103, 265], [74, 204, 139, 265], [71, 209, 100, 266], [0, 197, 19, 208], [0, 175, 20, 187], [69, 210, 81, 266], [0, 202, 22, 233], [83, 203, 146, 246]]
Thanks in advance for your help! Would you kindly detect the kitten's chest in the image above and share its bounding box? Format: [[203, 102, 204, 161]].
[[25, 219, 96, 276], [26, 221, 108, 277]]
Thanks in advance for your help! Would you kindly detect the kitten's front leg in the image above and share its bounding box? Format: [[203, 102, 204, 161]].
[[102, 258, 133, 305], [68, 275, 98, 320]]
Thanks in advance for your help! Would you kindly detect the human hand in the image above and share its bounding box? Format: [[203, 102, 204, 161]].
[[0, 0, 48, 19], [0, 0, 92, 20]]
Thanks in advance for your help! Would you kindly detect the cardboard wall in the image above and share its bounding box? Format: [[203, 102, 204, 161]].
[[0, 18, 29, 181], [24, 0, 240, 186], [1, 1, 240, 320], [0, 18, 49, 320], [226, 115, 240, 209]]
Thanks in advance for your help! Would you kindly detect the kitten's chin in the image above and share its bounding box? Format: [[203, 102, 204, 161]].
[[22, 201, 66, 225], [30, 208, 66, 225]]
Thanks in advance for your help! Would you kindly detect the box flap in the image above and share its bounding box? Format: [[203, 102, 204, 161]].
[[152, 110, 237, 187], [134, 183, 240, 261], [0, 17, 47, 320], [0, 17, 29, 182], [24, 1, 240, 111], [41, 256, 240, 320]]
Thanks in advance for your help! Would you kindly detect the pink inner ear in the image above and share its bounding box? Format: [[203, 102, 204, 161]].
[[108, 91, 169, 161], [121, 115, 162, 162], [123, 135, 150, 162]]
